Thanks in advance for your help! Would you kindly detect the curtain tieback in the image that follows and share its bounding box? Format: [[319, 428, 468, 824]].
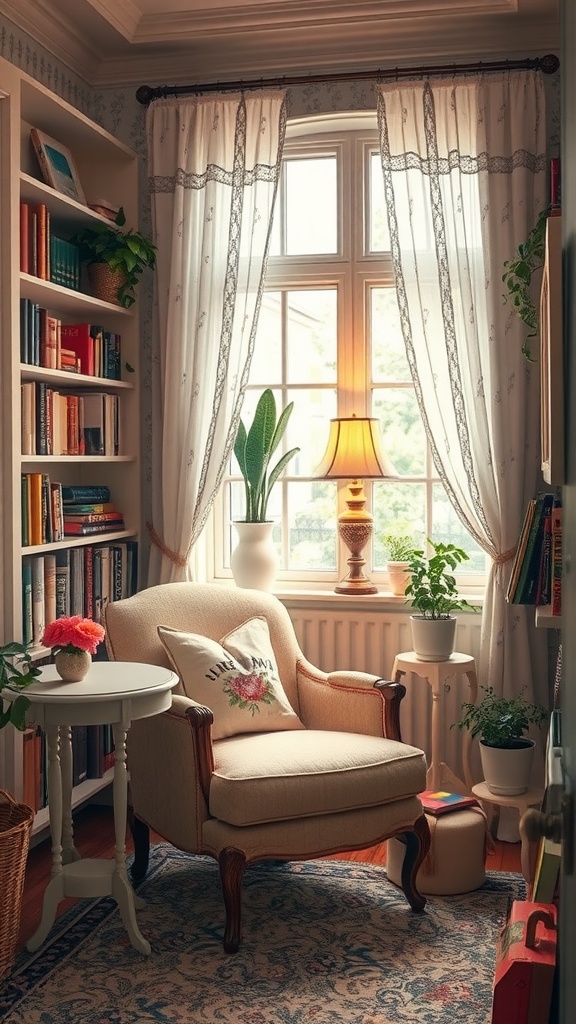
[[492, 546, 516, 585], [493, 547, 516, 565], [146, 521, 188, 568]]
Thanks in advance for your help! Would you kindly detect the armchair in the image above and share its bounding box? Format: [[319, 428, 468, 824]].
[[104, 582, 430, 953]]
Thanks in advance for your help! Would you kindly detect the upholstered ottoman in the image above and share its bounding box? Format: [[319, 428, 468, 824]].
[[387, 806, 487, 895]]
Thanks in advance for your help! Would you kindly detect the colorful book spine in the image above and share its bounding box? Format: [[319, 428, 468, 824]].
[[62, 485, 111, 503], [551, 505, 562, 616], [64, 520, 125, 536]]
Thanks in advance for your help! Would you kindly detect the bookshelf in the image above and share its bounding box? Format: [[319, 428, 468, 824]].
[[0, 57, 142, 832]]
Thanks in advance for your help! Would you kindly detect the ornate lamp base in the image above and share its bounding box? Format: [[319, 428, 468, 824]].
[[335, 487, 377, 594]]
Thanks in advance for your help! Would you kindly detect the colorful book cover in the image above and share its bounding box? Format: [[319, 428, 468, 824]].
[[419, 790, 479, 816]]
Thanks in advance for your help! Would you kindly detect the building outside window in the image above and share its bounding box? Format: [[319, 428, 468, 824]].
[[214, 115, 485, 590]]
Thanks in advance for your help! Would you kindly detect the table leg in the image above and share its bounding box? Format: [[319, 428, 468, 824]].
[[462, 668, 479, 791], [60, 725, 81, 865], [27, 725, 65, 952], [111, 723, 151, 955], [429, 678, 442, 792]]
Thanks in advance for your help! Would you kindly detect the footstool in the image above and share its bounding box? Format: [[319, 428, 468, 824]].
[[387, 806, 487, 895]]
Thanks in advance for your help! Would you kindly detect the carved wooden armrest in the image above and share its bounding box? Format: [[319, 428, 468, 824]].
[[185, 704, 214, 804], [373, 679, 406, 742]]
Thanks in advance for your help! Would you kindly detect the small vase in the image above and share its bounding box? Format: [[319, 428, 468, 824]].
[[54, 650, 92, 682], [230, 521, 279, 591]]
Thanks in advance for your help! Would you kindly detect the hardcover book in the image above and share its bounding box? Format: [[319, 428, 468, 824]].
[[419, 790, 479, 816], [62, 485, 111, 503]]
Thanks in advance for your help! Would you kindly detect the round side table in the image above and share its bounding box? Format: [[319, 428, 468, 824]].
[[9, 661, 179, 955], [471, 781, 544, 840], [392, 651, 478, 792]]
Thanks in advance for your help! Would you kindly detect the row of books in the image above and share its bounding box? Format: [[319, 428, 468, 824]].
[[23, 724, 115, 813], [20, 201, 81, 290], [22, 539, 138, 644], [20, 302, 122, 380], [506, 492, 562, 613], [21, 383, 120, 457], [22, 474, 125, 546]]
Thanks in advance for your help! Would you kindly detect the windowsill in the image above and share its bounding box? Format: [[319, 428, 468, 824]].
[[272, 587, 484, 614]]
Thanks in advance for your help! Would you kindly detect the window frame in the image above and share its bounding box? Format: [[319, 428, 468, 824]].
[[210, 116, 487, 593]]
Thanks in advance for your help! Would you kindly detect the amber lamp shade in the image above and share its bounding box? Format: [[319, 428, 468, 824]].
[[316, 416, 397, 595]]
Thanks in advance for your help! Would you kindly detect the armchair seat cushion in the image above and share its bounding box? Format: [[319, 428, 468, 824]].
[[210, 730, 426, 827]]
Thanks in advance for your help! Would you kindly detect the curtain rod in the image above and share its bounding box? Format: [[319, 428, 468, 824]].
[[136, 53, 559, 104]]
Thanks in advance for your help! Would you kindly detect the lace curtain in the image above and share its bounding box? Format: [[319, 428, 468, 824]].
[[377, 72, 549, 709], [146, 90, 287, 583]]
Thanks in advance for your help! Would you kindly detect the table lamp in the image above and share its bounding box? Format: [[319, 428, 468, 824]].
[[315, 414, 397, 594]]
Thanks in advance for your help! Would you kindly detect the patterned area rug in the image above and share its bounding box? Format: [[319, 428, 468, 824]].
[[1, 845, 524, 1024]]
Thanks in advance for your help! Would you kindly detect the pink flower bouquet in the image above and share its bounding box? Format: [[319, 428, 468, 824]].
[[41, 616, 105, 656]]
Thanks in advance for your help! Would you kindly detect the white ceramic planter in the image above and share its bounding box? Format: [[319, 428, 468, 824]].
[[387, 561, 412, 597], [479, 739, 535, 796], [230, 521, 279, 591], [409, 615, 457, 662]]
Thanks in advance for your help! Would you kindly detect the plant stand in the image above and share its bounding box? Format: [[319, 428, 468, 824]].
[[392, 651, 478, 792], [471, 782, 544, 841]]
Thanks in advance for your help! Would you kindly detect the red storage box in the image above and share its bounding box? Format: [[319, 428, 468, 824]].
[[491, 901, 557, 1024]]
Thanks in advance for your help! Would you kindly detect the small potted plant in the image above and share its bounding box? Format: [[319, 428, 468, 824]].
[[231, 389, 300, 590], [381, 530, 415, 596], [452, 685, 548, 795], [72, 206, 156, 308], [405, 540, 476, 661], [41, 616, 105, 682]]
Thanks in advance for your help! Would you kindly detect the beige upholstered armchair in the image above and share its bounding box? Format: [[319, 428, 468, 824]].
[[104, 582, 430, 953]]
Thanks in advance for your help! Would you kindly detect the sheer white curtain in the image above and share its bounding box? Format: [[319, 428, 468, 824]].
[[377, 72, 549, 710], [146, 91, 286, 583]]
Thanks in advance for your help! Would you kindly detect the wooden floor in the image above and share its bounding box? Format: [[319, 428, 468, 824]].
[[17, 803, 522, 953]]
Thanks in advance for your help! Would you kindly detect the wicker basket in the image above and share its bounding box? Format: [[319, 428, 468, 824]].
[[87, 263, 125, 305], [0, 790, 33, 984]]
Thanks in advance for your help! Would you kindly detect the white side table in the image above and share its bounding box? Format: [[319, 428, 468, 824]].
[[471, 781, 544, 840], [392, 651, 478, 792], [11, 661, 178, 955]]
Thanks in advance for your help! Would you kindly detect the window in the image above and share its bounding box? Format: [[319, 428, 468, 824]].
[[214, 113, 484, 588]]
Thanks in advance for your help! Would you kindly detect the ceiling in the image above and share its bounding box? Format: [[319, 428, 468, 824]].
[[3, 0, 560, 89]]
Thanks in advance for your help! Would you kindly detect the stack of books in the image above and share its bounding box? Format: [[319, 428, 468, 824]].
[[62, 485, 125, 536], [506, 492, 562, 613]]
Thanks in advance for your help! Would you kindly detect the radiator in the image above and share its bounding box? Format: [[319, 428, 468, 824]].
[[286, 605, 482, 788]]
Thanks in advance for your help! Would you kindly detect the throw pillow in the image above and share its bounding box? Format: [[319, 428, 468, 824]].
[[157, 616, 304, 740]]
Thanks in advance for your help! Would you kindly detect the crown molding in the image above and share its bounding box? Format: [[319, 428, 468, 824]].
[[1, 0, 559, 89]]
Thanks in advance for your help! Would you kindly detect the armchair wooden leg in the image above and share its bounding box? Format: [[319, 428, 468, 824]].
[[398, 813, 430, 912], [218, 847, 247, 954], [129, 811, 151, 883]]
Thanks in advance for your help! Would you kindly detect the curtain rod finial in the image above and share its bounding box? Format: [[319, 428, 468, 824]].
[[136, 85, 155, 105], [540, 54, 559, 75]]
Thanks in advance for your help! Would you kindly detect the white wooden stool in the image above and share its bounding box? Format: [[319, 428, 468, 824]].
[[391, 651, 478, 792]]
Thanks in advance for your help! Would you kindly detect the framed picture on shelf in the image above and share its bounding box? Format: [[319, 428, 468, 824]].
[[539, 215, 563, 486], [30, 128, 86, 205]]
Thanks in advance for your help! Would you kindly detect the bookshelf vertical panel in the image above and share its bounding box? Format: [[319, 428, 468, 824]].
[[0, 56, 142, 821]]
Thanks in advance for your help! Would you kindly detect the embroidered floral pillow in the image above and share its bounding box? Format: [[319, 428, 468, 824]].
[[157, 616, 304, 740]]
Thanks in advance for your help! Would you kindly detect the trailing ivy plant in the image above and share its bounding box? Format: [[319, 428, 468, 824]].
[[502, 206, 550, 361], [0, 642, 41, 731]]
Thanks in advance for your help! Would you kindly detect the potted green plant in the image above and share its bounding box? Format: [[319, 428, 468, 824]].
[[381, 530, 415, 596], [502, 205, 549, 361], [452, 685, 548, 796], [72, 207, 157, 308], [231, 389, 300, 589], [0, 642, 40, 982], [405, 540, 476, 660], [0, 641, 41, 731]]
